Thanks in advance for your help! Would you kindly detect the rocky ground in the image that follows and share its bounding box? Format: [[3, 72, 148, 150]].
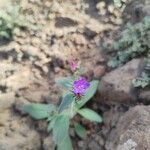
[[0, 0, 149, 150]]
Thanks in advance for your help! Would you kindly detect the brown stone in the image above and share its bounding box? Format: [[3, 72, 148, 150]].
[[94, 65, 105, 79], [98, 59, 144, 103], [139, 89, 150, 104]]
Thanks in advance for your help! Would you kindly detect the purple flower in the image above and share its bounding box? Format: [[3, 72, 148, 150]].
[[73, 77, 90, 96]]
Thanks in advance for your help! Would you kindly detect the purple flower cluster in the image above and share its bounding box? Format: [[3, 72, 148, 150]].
[[73, 77, 90, 96]]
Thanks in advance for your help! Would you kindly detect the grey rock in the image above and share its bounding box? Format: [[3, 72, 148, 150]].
[[139, 90, 150, 104], [98, 59, 143, 103], [78, 141, 85, 149], [43, 136, 55, 150], [105, 105, 150, 150], [88, 141, 102, 150], [123, 1, 150, 23]]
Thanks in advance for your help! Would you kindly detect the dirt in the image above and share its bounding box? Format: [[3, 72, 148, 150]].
[[0, 0, 149, 150]]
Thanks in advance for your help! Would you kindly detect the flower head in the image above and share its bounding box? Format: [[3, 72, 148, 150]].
[[69, 59, 78, 71], [73, 77, 90, 97]]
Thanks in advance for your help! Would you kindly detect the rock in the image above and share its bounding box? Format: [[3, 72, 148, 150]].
[[98, 59, 143, 103], [0, 115, 41, 150], [0, 109, 11, 126], [55, 17, 78, 28], [0, 130, 41, 150], [84, 27, 97, 39], [78, 141, 86, 149], [105, 105, 150, 150], [20, 78, 50, 103], [50, 1, 64, 13], [102, 105, 126, 137], [93, 65, 105, 79], [139, 89, 150, 104], [131, 3, 150, 23], [36, 120, 47, 132], [26, 46, 42, 58], [85, 17, 115, 34], [116, 139, 138, 150], [98, 136, 105, 147], [123, 1, 150, 23], [88, 141, 101, 150], [22, 90, 50, 103], [31, 37, 41, 46], [0, 92, 15, 111], [0, 67, 33, 91], [71, 34, 87, 45], [13, 97, 30, 115], [43, 136, 55, 150]]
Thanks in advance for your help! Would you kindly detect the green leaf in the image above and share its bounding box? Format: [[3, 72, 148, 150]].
[[47, 116, 57, 132], [23, 103, 56, 120], [53, 115, 70, 145], [57, 135, 73, 150], [75, 123, 87, 139], [0, 31, 11, 39], [108, 58, 120, 68], [77, 108, 102, 123], [132, 72, 150, 88], [59, 93, 75, 112], [76, 80, 99, 109], [55, 77, 73, 89]]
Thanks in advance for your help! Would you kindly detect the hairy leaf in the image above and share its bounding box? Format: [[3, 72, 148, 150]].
[[23, 103, 56, 120], [57, 135, 73, 150], [47, 116, 57, 132], [77, 108, 102, 123], [75, 123, 87, 139], [55, 77, 73, 89], [53, 115, 70, 145], [59, 93, 75, 112]]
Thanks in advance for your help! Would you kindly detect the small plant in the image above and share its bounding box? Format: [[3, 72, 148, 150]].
[[0, 4, 35, 39], [104, 16, 150, 88], [23, 60, 102, 150], [106, 16, 150, 68], [132, 56, 150, 88]]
